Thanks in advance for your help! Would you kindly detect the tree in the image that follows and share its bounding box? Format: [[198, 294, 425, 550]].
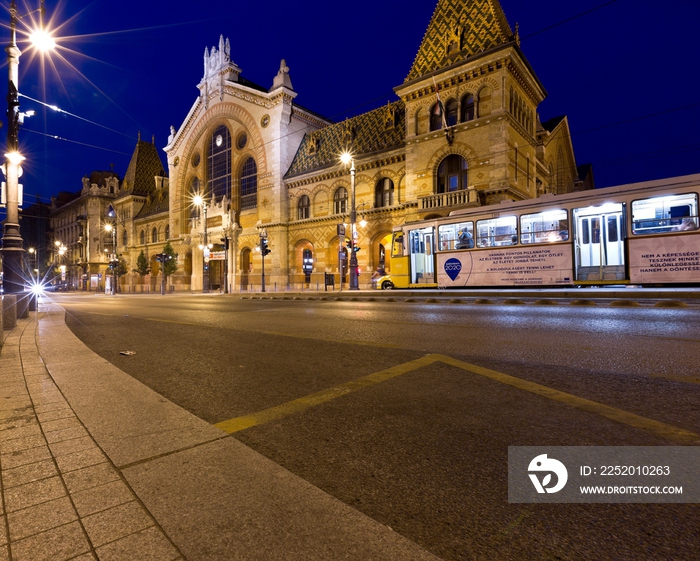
[[115, 256, 128, 293], [162, 242, 178, 286], [133, 250, 150, 286]]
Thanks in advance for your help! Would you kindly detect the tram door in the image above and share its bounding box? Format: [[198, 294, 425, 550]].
[[573, 204, 626, 281], [408, 227, 436, 284]]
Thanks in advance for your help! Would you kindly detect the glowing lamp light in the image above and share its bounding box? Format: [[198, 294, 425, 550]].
[[340, 152, 352, 165], [30, 29, 56, 52], [193, 194, 203, 207], [4, 151, 25, 165]]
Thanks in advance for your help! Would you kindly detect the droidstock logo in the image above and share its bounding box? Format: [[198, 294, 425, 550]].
[[528, 454, 568, 494]]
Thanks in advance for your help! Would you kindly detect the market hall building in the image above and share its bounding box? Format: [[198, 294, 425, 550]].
[[50, 0, 590, 293]]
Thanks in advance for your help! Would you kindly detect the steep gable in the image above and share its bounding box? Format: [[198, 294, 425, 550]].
[[119, 139, 167, 196], [406, 0, 514, 83]]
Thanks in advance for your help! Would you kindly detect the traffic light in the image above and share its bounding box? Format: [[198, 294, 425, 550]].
[[260, 238, 271, 256], [108, 258, 119, 270], [155, 253, 171, 263], [353, 245, 361, 253], [345, 239, 352, 250]]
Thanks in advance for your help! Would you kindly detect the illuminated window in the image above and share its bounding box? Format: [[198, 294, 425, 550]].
[[240, 157, 258, 210], [208, 125, 231, 200]]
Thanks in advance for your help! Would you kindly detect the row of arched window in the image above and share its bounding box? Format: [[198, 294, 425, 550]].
[[296, 177, 397, 220], [295, 153, 471, 220], [428, 87, 492, 132], [509, 87, 533, 134], [135, 224, 170, 246]]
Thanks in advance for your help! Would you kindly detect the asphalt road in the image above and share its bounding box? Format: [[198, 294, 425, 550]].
[[51, 292, 700, 560]]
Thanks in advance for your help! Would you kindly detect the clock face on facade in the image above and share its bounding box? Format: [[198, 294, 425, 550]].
[[215, 134, 223, 147], [261, 114, 270, 128]]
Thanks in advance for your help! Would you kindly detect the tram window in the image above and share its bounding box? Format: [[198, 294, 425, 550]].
[[631, 193, 699, 234], [438, 221, 474, 250], [591, 218, 601, 244], [391, 233, 404, 257], [582, 219, 589, 245], [607, 216, 618, 242], [476, 216, 517, 247], [520, 209, 569, 244]]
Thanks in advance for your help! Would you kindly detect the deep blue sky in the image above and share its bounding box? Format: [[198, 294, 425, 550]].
[[5, 0, 700, 210]]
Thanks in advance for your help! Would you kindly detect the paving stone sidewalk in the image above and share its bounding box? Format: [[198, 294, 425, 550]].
[[0, 313, 182, 561]]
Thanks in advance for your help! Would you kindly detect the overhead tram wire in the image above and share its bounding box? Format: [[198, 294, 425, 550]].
[[19, 93, 134, 140], [22, 128, 132, 156]]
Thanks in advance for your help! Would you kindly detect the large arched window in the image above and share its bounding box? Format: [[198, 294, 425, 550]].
[[122, 230, 128, 247], [165, 224, 170, 240], [437, 155, 469, 193], [207, 125, 231, 200], [461, 94, 475, 122], [140, 230, 145, 245], [430, 102, 443, 131], [240, 157, 257, 210], [445, 99, 458, 127], [298, 195, 310, 220], [375, 178, 394, 208], [190, 177, 200, 196], [151, 227, 158, 243], [333, 187, 348, 215]]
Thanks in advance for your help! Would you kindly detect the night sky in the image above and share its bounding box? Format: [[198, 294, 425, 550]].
[[4, 0, 700, 212]]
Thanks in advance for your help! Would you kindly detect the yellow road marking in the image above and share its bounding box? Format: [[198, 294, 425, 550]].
[[433, 354, 700, 445], [215, 355, 437, 433], [216, 353, 700, 444]]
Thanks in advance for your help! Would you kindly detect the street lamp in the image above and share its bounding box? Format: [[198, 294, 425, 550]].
[[340, 152, 359, 289], [104, 223, 117, 295], [1, 0, 54, 297], [193, 194, 211, 293]]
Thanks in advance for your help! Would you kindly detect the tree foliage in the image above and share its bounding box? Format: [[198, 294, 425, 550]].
[[162, 242, 178, 277], [133, 250, 150, 277]]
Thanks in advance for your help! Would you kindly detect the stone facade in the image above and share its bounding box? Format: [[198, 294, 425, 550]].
[[50, 0, 590, 292]]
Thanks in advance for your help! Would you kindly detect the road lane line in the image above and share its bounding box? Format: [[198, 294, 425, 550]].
[[216, 353, 699, 444], [432, 354, 700, 445], [214, 355, 439, 433]]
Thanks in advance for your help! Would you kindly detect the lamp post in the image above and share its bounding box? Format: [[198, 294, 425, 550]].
[[193, 194, 210, 293], [340, 152, 359, 290], [1, 0, 54, 297], [104, 223, 116, 295]]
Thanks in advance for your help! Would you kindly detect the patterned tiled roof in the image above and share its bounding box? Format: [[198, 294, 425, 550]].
[[285, 100, 405, 178], [119, 140, 167, 197], [406, 0, 513, 83], [135, 189, 169, 219]]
